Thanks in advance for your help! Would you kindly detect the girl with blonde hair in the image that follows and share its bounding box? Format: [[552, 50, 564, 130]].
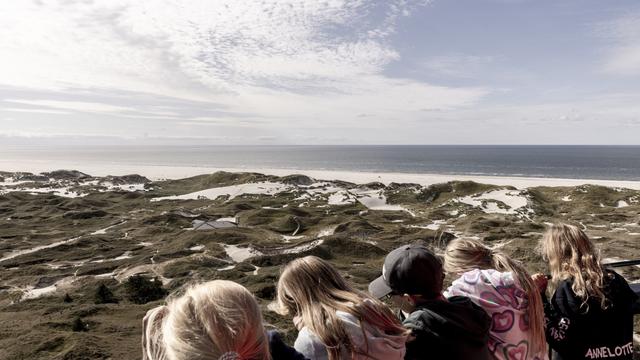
[[534, 223, 637, 360], [276, 256, 409, 360], [443, 238, 548, 360], [142, 280, 307, 360]]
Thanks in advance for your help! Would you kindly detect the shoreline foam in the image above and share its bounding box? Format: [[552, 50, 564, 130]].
[[2, 159, 640, 190]]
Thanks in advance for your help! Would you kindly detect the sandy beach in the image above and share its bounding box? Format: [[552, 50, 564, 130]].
[[2, 159, 640, 190]]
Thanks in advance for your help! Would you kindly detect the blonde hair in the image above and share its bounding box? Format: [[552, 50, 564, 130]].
[[162, 280, 270, 360], [276, 256, 408, 360], [541, 223, 610, 310], [142, 305, 168, 360], [443, 238, 546, 354]]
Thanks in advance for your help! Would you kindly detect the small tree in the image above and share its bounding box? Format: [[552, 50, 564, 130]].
[[94, 284, 118, 304], [71, 317, 88, 332], [125, 275, 167, 304]]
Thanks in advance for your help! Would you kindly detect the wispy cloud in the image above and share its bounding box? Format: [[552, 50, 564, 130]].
[[0, 0, 484, 135], [597, 10, 640, 76]]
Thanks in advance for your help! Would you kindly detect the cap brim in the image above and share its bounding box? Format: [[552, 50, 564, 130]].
[[368, 276, 393, 299]]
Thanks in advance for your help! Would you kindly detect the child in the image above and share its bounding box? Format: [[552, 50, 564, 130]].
[[444, 238, 548, 360], [142, 280, 307, 360], [534, 224, 638, 360], [369, 243, 492, 360], [276, 256, 408, 360]]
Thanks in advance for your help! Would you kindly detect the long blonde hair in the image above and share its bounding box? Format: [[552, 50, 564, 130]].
[[142, 305, 168, 360], [276, 256, 407, 360], [541, 223, 610, 310], [162, 280, 270, 360], [443, 238, 546, 354]]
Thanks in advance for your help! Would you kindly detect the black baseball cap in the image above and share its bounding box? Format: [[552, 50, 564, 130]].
[[368, 244, 443, 299]]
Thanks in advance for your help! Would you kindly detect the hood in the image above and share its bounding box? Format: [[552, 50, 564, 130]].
[[404, 296, 490, 347], [337, 310, 408, 360]]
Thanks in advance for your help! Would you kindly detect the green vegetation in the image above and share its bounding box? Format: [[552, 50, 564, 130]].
[[1, 170, 639, 359]]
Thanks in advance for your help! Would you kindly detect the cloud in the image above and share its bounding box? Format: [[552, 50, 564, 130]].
[[598, 10, 640, 76], [0, 0, 485, 137], [420, 55, 496, 78]]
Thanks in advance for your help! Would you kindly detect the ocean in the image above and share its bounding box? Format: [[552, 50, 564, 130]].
[[2, 145, 640, 181]]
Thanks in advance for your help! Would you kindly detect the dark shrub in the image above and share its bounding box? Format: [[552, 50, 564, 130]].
[[125, 275, 167, 304], [94, 284, 118, 304], [71, 317, 88, 332], [63, 293, 73, 303]]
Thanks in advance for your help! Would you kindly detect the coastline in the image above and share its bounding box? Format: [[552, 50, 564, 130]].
[[3, 159, 640, 190]]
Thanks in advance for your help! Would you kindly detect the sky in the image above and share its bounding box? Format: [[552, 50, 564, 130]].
[[0, 0, 639, 145]]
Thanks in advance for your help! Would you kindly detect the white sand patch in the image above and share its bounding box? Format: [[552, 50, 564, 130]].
[[114, 251, 133, 260], [109, 183, 147, 192], [364, 240, 378, 245], [629, 233, 640, 236], [152, 182, 292, 202], [20, 277, 75, 300], [616, 200, 629, 208], [279, 240, 324, 254], [318, 226, 338, 238], [409, 219, 447, 231], [224, 244, 263, 262], [138, 242, 153, 247], [0, 186, 85, 198], [0, 236, 82, 263], [457, 189, 532, 216], [252, 266, 260, 275], [351, 188, 415, 215], [218, 265, 236, 271], [327, 191, 356, 205], [189, 245, 205, 251], [90, 221, 126, 235], [294, 193, 312, 201], [448, 210, 459, 216], [95, 272, 115, 279], [391, 219, 404, 223], [217, 216, 237, 223], [561, 196, 572, 202], [282, 235, 305, 243], [589, 224, 607, 228]]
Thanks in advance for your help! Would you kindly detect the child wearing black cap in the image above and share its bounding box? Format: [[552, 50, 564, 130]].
[[369, 243, 492, 360]]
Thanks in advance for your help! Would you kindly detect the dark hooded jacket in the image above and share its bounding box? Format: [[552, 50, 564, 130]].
[[401, 296, 492, 360], [543, 270, 638, 360]]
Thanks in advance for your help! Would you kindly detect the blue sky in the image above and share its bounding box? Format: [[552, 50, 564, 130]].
[[0, 0, 639, 144]]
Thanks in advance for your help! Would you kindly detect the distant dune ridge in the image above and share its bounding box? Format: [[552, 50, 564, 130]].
[[0, 169, 639, 358]]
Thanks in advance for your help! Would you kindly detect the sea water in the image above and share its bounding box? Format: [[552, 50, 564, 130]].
[[1, 145, 640, 181]]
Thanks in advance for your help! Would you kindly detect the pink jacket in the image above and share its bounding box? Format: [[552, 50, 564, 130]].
[[445, 269, 548, 360]]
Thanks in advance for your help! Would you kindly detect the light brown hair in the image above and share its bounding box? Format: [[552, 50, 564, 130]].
[[276, 256, 408, 360], [443, 238, 547, 354], [541, 223, 610, 310]]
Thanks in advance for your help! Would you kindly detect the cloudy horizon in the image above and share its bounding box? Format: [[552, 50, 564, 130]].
[[1, 0, 640, 145]]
